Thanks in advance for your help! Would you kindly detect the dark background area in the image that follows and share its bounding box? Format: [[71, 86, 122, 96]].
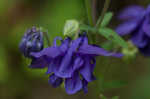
[[0, 0, 150, 99]]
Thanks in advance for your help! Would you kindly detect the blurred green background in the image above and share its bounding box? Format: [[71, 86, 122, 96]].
[[1, 0, 150, 99]]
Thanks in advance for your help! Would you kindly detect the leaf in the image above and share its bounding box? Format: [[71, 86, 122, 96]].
[[112, 96, 119, 99], [101, 12, 113, 27], [80, 24, 97, 32], [99, 28, 128, 48], [103, 80, 127, 90], [80, 25, 128, 48], [101, 41, 115, 51]]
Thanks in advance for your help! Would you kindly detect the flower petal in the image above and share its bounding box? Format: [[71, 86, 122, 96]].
[[139, 44, 150, 56], [59, 38, 70, 53], [118, 5, 145, 20], [142, 5, 150, 37], [46, 56, 63, 74], [65, 72, 82, 94], [116, 21, 138, 36], [82, 36, 88, 45], [56, 37, 82, 78], [48, 74, 63, 88], [142, 18, 150, 37], [55, 56, 83, 78], [131, 29, 149, 48], [82, 79, 88, 93], [73, 56, 84, 71], [30, 46, 62, 58], [29, 56, 50, 68], [79, 56, 96, 82], [78, 45, 123, 58]]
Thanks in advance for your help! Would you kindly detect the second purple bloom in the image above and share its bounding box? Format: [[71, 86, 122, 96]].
[[116, 5, 150, 56]]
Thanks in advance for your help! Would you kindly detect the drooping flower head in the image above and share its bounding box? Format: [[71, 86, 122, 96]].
[[116, 5, 150, 56], [19, 26, 44, 57], [29, 33, 122, 94]]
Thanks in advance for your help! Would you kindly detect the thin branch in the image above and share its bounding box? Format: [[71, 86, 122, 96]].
[[84, 0, 94, 26], [96, 0, 111, 28]]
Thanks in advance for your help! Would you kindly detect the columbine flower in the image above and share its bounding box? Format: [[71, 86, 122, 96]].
[[116, 5, 150, 56], [19, 26, 44, 57], [29, 34, 122, 94]]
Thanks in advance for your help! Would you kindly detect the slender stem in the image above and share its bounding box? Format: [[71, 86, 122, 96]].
[[43, 31, 51, 46], [92, 0, 97, 25], [84, 0, 94, 26], [39, 27, 51, 46], [84, 0, 96, 43], [95, 0, 111, 28]]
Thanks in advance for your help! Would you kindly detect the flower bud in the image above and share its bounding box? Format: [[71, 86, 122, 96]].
[[19, 26, 44, 58], [122, 41, 138, 60], [63, 19, 79, 37]]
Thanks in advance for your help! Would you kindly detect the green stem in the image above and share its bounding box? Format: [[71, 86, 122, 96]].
[[84, 0, 96, 43], [96, 0, 111, 28], [39, 27, 51, 46], [43, 31, 51, 46], [84, 0, 94, 26]]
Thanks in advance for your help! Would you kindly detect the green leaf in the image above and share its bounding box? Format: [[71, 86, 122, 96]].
[[101, 41, 115, 51], [80, 24, 97, 32], [99, 28, 128, 48], [112, 96, 119, 99], [80, 25, 128, 48], [103, 80, 127, 90], [101, 12, 113, 27]]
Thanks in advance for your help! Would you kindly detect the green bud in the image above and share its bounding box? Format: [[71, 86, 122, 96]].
[[63, 19, 79, 37], [122, 41, 138, 60]]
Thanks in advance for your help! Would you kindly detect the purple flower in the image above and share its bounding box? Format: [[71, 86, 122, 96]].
[[30, 35, 122, 94], [19, 26, 44, 57], [116, 5, 150, 56]]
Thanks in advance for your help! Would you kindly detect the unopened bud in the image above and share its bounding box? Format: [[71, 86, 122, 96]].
[[122, 41, 138, 60], [19, 26, 44, 58], [63, 19, 79, 37]]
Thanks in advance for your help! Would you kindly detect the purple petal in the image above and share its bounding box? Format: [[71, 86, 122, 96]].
[[118, 5, 145, 20], [79, 56, 96, 82], [116, 21, 138, 36], [56, 37, 82, 78], [142, 18, 150, 37], [31, 26, 37, 32], [82, 36, 88, 45], [73, 56, 84, 71], [30, 46, 62, 58], [142, 5, 150, 37], [65, 73, 82, 94], [78, 45, 123, 58], [55, 56, 83, 78], [48, 74, 63, 88], [59, 38, 70, 53], [139, 44, 150, 56], [46, 56, 63, 74], [131, 29, 149, 48], [29, 56, 50, 68], [82, 79, 88, 93]]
